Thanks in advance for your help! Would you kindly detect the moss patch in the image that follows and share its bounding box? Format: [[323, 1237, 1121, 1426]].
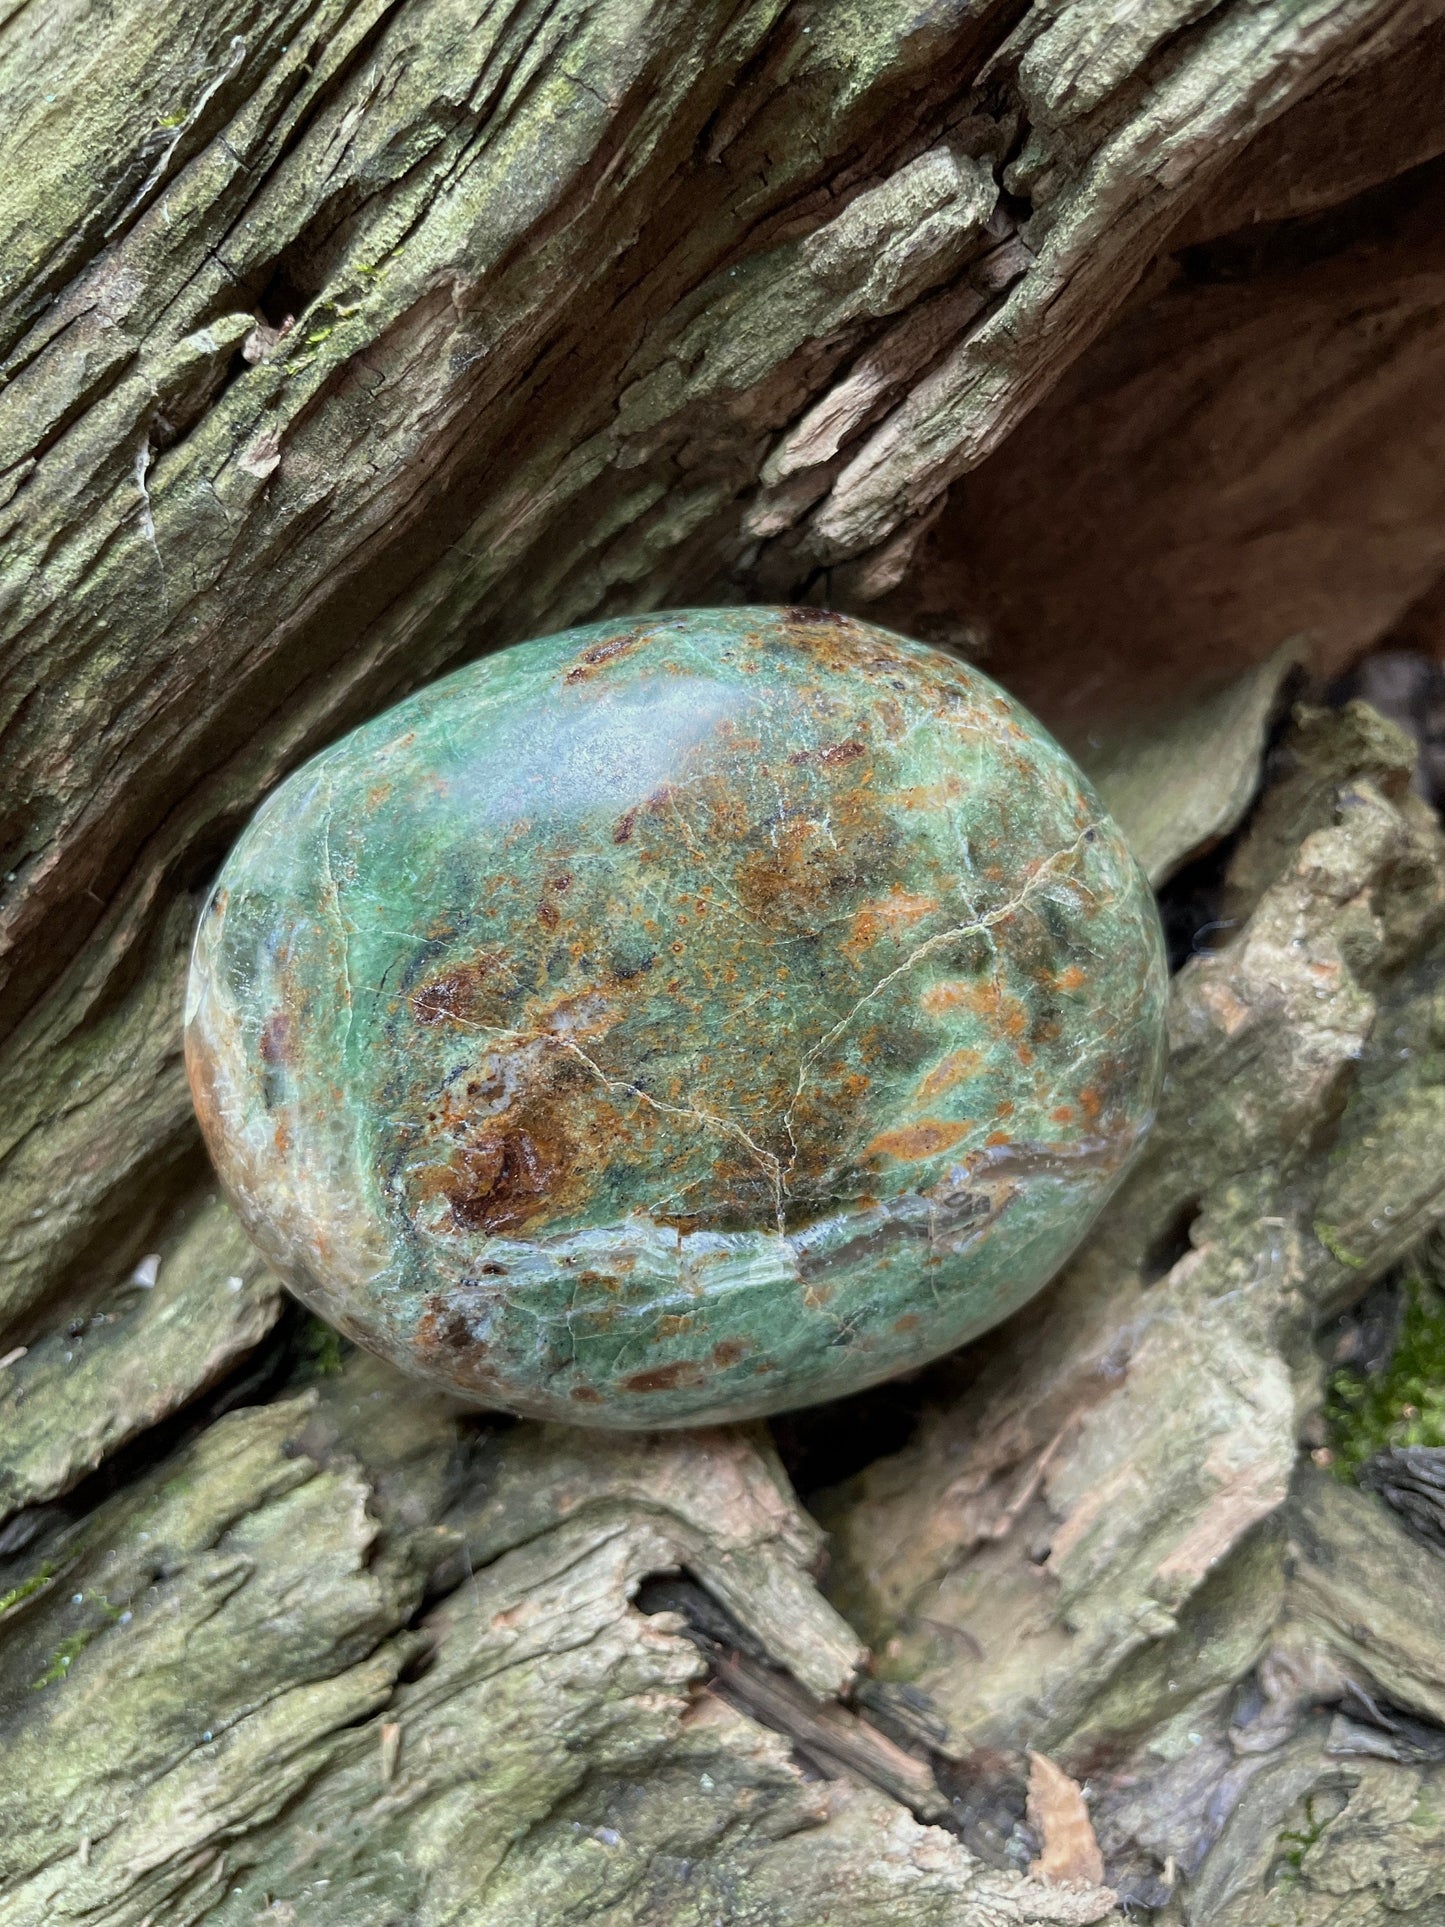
[[0, 1565, 55, 1617], [1315, 1220, 1367, 1270], [30, 1591, 121, 1690], [1328, 1275, 1445, 1474], [293, 1315, 346, 1381], [1276, 1793, 1326, 1880]]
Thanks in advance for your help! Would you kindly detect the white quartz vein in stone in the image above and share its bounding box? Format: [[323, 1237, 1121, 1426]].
[[320, 790, 357, 1061], [779, 823, 1101, 1177]]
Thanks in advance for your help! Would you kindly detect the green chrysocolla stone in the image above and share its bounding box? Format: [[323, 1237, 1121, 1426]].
[[187, 608, 1166, 1427]]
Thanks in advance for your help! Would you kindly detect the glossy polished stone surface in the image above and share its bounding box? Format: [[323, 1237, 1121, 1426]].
[[186, 609, 1167, 1426]]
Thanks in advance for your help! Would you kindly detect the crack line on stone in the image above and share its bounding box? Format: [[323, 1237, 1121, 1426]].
[[663, 788, 836, 950], [418, 1008, 789, 1232], [553, 1037, 788, 1233], [412, 825, 1098, 1239], [321, 791, 356, 1061], [779, 823, 1100, 1182]]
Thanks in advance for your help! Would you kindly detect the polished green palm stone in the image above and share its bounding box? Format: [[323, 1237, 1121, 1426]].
[[187, 607, 1166, 1427]]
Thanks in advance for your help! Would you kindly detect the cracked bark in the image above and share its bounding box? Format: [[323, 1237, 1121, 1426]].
[[3, 1, 1445, 1921]]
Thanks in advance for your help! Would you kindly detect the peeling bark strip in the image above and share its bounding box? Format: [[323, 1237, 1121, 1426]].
[[0, 1378, 1116, 1925], [4, 0, 1445, 1920], [1027, 1753, 1105, 1888]]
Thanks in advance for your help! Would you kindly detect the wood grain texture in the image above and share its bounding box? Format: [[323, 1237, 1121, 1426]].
[[3, 0, 1445, 1918]]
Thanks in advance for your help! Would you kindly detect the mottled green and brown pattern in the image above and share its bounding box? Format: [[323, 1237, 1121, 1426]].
[[186, 609, 1166, 1426]]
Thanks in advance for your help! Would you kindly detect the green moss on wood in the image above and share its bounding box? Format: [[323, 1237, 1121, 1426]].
[[293, 1315, 347, 1381], [1329, 1274, 1445, 1473], [1315, 1220, 1368, 1270], [30, 1592, 121, 1691], [31, 1632, 91, 1691], [0, 1565, 55, 1618], [1276, 1794, 1326, 1878]]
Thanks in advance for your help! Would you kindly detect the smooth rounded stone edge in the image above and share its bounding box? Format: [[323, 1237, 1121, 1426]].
[[185, 607, 1168, 1427]]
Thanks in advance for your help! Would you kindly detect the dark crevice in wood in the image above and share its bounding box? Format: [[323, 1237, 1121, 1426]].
[[1155, 832, 1249, 975], [0, 1128, 203, 1353], [768, 1375, 932, 1503], [1175, 145, 1445, 287], [1153, 669, 1310, 973], [1141, 1197, 1202, 1285], [1358, 1447, 1445, 1557], [1331, 648, 1445, 808], [1324, 1272, 1407, 1378], [634, 1569, 958, 1828], [930, 1748, 1033, 1873], [0, 1293, 312, 1576]]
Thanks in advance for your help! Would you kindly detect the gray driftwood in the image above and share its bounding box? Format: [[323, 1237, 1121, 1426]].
[[3, 2, 1445, 1921]]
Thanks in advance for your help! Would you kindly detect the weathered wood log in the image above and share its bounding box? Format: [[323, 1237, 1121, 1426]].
[[3, 1, 1445, 1920]]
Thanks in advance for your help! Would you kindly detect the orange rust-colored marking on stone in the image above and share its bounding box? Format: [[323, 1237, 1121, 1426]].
[[780, 609, 914, 684], [917, 1049, 983, 1098], [735, 780, 896, 934], [575, 1269, 619, 1293], [411, 1045, 631, 1237], [563, 629, 649, 683], [441, 1127, 559, 1233], [919, 979, 971, 1016], [920, 980, 1028, 1042], [895, 775, 966, 811], [185, 1026, 231, 1171], [829, 1069, 870, 1102], [411, 956, 508, 1027], [414, 1299, 505, 1397], [862, 1118, 974, 1163], [844, 887, 939, 956], [820, 739, 866, 767], [621, 1360, 705, 1394]]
